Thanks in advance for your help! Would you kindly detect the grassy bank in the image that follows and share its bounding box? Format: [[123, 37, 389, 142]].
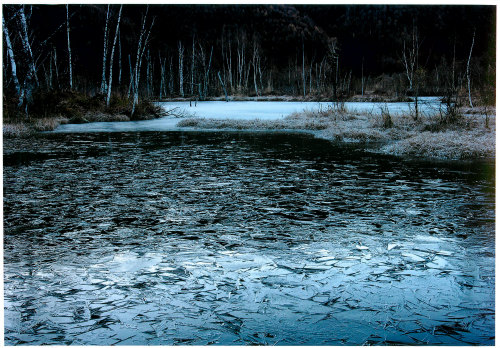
[[177, 105, 495, 160], [3, 90, 164, 138]]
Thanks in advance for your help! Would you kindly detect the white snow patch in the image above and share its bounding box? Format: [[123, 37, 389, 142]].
[[51, 100, 442, 133]]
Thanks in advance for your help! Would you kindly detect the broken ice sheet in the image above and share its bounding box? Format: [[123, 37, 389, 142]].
[[3, 131, 494, 345]]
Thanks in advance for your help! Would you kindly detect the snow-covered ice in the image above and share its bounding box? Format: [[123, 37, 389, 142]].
[[53, 99, 442, 133]]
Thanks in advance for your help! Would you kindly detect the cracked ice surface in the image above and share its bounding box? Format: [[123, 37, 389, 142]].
[[3, 131, 494, 345]]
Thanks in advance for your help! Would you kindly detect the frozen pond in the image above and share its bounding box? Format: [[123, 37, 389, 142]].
[[3, 131, 494, 345], [54, 99, 442, 133]]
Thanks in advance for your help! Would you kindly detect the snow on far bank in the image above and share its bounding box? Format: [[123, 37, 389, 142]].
[[160, 99, 442, 120], [52, 100, 442, 133]]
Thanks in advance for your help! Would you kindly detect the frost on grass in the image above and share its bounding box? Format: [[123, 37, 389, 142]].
[[177, 106, 495, 160], [382, 130, 495, 159], [177, 115, 331, 131]]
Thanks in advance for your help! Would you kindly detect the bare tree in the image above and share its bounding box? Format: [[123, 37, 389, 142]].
[[66, 5, 72, 89], [118, 31, 122, 85], [53, 47, 59, 89], [401, 25, 419, 91], [2, 15, 23, 107], [302, 40, 306, 97], [159, 53, 166, 100], [178, 41, 184, 97], [218, 71, 228, 101], [198, 44, 213, 99], [466, 30, 475, 108], [100, 5, 110, 94], [190, 34, 195, 95], [18, 6, 38, 87], [327, 37, 339, 100], [106, 5, 122, 107], [252, 37, 260, 96], [131, 8, 154, 115], [361, 57, 364, 96]]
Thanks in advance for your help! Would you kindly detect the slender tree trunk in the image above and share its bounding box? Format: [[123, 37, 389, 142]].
[[106, 5, 122, 107], [159, 53, 164, 100], [190, 34, 195, 95], [127, 54, 133, 97], [101, 5, 110, 94], [2, 16, 23, 106], [169, 56, 174, 95], [452, 37, 456, 91], [18, 6, 38, 86], [302, 41, 306, 97], [467, 30, 475, 108], [132, 14, 154, 115], [130, 8, 148, 104], [178, 41, 184, 97], [49, 50, 53, 89], [66, 5, 72, 89], [204, 46, 213, 98], [218, 71, 228, 101], [118, 30, 122, 85], [361, 57, 364, 96], [309, 60, 313, 94], [54, 47, 59, 89], [227, 37, 233, 93], [252, 39, 259, 96]]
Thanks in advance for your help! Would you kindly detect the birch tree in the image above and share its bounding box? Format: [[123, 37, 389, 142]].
[[106, 5, 122, 106], [118, 31, 122, 85], [302, 40, 306, 97], [361, 57, 364, 96], [18, 6, 38, 87], [131, 9, 154, 115], [252, 37, 260, 96], [466, 30, 475, 108], [2, 15, 23, 107], [401, 25, 419, 91], [66, 5, 72, 89], [100, 5, 110, 94], [178, 41, 184, 97], [190, 34, 195, 95]]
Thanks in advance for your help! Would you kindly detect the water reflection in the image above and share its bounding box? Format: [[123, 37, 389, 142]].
[[3, 131, 495, 345]]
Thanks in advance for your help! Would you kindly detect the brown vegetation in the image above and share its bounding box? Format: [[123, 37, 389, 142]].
[[177, 105, 495, 160]]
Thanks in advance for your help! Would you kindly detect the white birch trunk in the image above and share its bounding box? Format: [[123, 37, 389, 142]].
[[178, 41, 184, 97], [127, 54, 133, 97], [66, 5, 72, 89], [159, 54, 164, 100], [18, 7, 38, 86], [106, 5, 122, 107], [252, 40, 259, 96], [132, 14, 154, 115], [101, 5, 110, 94], [130, 9, 148, 107], [190, 35, 195, 95], [2, 16, 23, 106], [118, 30, 122, 85], [302, 41, 306, 97], [54, 47, 59, 88]]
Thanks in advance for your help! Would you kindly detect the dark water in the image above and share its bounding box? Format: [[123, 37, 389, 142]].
[[3, 131, 495, 345]]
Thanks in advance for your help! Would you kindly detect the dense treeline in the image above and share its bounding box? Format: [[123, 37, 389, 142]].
[[2, 4, 495, 119]]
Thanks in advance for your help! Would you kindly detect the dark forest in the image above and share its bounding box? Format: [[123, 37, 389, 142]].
[[2, 4, 496, 119]]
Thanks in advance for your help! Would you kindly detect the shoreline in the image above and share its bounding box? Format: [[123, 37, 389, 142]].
[[176, 106, 495, 161], [4, 99, 495, 161]]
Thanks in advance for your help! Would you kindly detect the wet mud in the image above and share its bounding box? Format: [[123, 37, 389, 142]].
[[3, 131, 495, 345]]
